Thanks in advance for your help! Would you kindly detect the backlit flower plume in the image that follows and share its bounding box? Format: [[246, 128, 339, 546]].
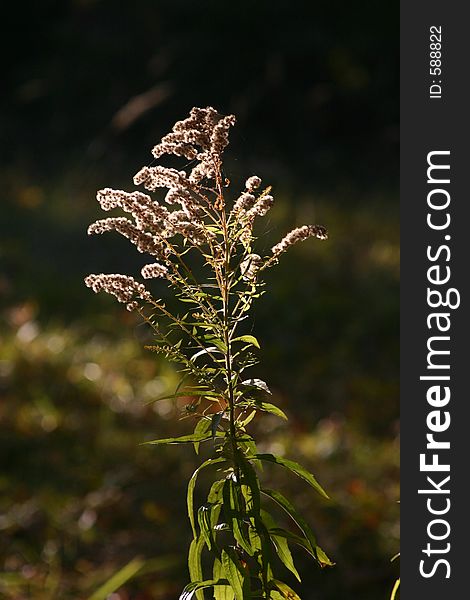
[[85, 106, 327, 309]]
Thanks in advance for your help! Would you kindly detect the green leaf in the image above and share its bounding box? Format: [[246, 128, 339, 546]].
[[235, 459, 273, 589], [254, 454, 329, 499], [261, 489, 334, 568], [179, 579, 222, 600], [187, 457, 226, 538], [247, 517, 274, 591], [87, 556, 145, 600], [213, 558, 235, 600], [268, 527, 317, 560], [232, 335, 260, 349], [237, 439, 262, 470], [237, 456, 261, 513], [221, 549, 250, 600], [203, 336, 227, 353], [205, 225, 224, 234], [241, 379, 271, 394], [191, 347, 224, 362], [188, 537, 205, 600], [143, 431, 224, 446], [261, 511, 300, 582], [223, 479, 253, 556], [146, 389, 220, 405], [198, 503, 220, 551], [271, 579, 301, 600], [207, 479, 225, 503], [237, 410, 257, 428], [193, 419, 212, 454], [257, 403, 288, 420]]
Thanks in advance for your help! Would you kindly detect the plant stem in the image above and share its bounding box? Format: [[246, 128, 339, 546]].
[[215, 165, 240, 477]]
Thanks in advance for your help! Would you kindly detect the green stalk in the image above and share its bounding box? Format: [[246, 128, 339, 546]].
[[215, 165, 240, 481]]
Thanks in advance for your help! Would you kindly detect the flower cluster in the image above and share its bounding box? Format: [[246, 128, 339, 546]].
[[271, 224, 328, 256], [231, 192, 256, 217], [84, 274, 151, 311], [150, 106, 236, 184], [240, 253, 263, 280], [141, 263, 168, 280], [245, 194, 273, 218], [85, 106, 328, 310], [245, 176, 262, 192]]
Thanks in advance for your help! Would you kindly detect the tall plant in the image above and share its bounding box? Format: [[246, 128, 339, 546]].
[[85, 107, 332, 599]]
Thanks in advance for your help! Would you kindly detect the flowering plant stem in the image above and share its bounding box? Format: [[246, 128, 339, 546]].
[[86, 107, 332, 599]]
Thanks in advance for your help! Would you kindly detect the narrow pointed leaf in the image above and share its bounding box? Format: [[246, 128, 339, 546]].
[[261, 488, 334, 568], [232, 335, 260, 349], [223, 479, 253, 556], [143, 431, 223, 446], [238, 410, 257, 428], [188, 537, 205, 600], [272, 536, 301, 582], [207, 479, 225, 503], [237, 456, 274, 586], [187, 457, 226, 538], [238, 456, 261, 513], [221, 549, 250, 600], [213, 558, 235, 600], [261, 511, 300, 582], [241, 379, 271, 394], [271, 579, 301, 600], [191, 347, 222, 361], [248, 516, 274, 590], [198, 503, 220, 550], [193, 419, 212, 454], [179, 580, 222, 600], [257, 403, 288, 420], [146, 389, 220, 405], [255, 454, 329, 499], [268, 527, 318, 559]]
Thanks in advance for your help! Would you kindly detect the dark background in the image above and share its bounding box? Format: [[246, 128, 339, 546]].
[[1, 1, 399, 598]]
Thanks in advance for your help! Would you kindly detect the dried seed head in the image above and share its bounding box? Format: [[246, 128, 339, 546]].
[[87, 217, 166, 256], [231, 192, 256, 217], [141, 263, 169, 279], [149, 107, 235, 185], [85, 274, 151, 304], [271, 225, 328, 256], [189, 156, 215, 184], [152, 106, 218, 160], [210, 114, 236, 156], [245, 176, 262, 192], [240, 254, 263, 280], [133, 166, 186, 191], [246, 194, 274, 218]]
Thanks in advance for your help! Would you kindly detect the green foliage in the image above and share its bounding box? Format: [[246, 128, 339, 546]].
[[85, 108, 333, 598]]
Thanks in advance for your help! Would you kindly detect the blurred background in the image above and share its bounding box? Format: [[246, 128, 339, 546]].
[[1, 1, 399, 598]]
